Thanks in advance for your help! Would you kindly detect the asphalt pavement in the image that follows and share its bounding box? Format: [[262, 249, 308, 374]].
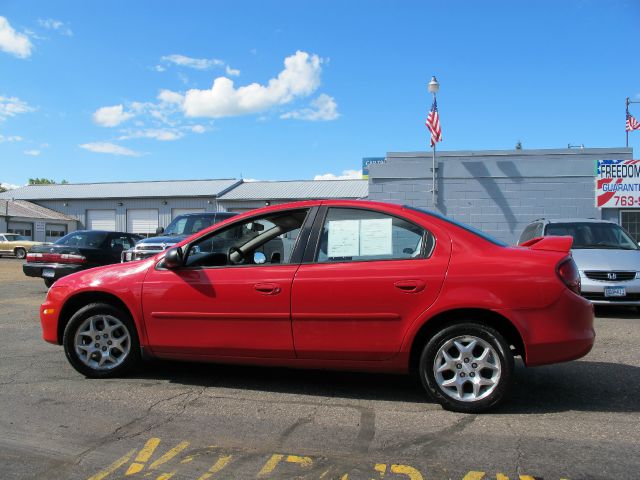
[[0, 258, 639, 480]]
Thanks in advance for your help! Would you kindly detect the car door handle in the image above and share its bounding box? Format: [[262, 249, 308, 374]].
[[254, 283, 281, 295], [394, 280, 426, 293]]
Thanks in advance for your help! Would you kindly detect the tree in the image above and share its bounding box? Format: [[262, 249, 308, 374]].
[[515, 141, 522, 150], [28, 178, 58, 185], [0, 184, 6, 193]]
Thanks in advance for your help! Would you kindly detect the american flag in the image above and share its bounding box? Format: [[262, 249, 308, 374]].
[[627, 113, 640, 131], [425, 97, 442, 147]]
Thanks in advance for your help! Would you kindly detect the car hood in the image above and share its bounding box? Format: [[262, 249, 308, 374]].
[[52, 257, 155, 289], [136, 235, 185, 245], [571, 248, 640, 271]]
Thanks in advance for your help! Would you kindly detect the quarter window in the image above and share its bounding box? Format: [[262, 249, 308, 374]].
[[316, 208, 431, 263]]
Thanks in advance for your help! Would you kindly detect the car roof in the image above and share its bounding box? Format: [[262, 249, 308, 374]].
[[175, 212, 237, 218], [543, 218, 616, 224]]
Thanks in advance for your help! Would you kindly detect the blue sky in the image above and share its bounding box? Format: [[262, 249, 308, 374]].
[[1, 0, 639, 187]]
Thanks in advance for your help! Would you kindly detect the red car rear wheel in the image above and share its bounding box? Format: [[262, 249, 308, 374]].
[[419, 322, 514, 413]]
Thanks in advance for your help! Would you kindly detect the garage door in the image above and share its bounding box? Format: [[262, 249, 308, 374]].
[[171, 208, 205, 219], [45, 223, 67, 243], [8, 222, 34, 240], [127, 209, 159, 236], [86, 210, 116, 231]]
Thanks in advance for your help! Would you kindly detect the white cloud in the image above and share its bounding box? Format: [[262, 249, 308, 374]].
[[1, 182, 21, 190], [314, 169, 362, 180], [154, 64, 166, 72], [93, 104, 134, 127], [119, 128, 183, 141], [225, 65, 240, 76], [0, 96, 35, 121], [183, 50, 322, 118], [0, 134, 22, 143], [157, 89, 184, 105], [79, 142, 143, 157], [191, 124, 206, 134], [161, 54, 224, 70], [0, 16, 33, 58], [38, 18, 73, 36], [24, 149, 40, 156], [281, 93, 339, 121]]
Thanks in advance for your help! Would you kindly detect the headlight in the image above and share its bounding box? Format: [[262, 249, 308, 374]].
[[635, 272, 640, 279]]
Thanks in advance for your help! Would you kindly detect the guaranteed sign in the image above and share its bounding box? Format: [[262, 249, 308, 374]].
[[596, 159, 640, 207]]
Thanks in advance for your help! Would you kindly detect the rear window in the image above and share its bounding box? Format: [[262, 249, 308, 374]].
[[545, 222, 638, 250], [405, 206, 508, 247], [55, 231, 108, 247]]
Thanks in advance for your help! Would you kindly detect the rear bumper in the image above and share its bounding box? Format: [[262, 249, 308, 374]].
[[500, 289, 595, 367], [23, 263, 85, 280]]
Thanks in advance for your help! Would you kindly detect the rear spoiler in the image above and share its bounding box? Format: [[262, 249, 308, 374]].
[[519, 235, 573, 252]]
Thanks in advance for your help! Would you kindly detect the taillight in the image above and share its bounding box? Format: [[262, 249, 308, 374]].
[[557, 257, 581, 294], [59, 253, 87, 264], [26, 253, 43, 262], [26, 252, 86, 264]]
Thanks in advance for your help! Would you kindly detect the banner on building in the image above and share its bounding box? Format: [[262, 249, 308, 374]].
[[596, 159, 640, 208], [362, 157, 385, 179]]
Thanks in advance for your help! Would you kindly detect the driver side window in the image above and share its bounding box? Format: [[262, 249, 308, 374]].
[[184, 209, 308, 268]]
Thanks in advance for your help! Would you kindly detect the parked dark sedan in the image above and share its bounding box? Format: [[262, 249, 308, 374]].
[[23, 230, 141, 287]]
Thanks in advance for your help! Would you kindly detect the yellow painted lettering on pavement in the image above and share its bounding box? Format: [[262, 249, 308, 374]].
[[257, 454, 285, 476], [373, 463, 387, 478], [390, 464, 424, 480], [86, 448, 136, 480], [463, 472, 486, 480], [125, 437, 161, 475], [148, 441, 190, 470], [197, 454, 233, 480], [257, 453, 313, 476]]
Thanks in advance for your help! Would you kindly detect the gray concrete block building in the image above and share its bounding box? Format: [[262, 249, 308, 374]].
[[366, 147, 634, 244]]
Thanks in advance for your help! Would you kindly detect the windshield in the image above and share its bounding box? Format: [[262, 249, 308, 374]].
[[55, 231, 108, 248], [5, 234, 30, 241], [405, 206, 508, 247], [163, 215, 217, 236], [545, 222, 639, 250]]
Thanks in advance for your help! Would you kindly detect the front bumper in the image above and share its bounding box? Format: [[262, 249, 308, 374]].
[[23, 262, 85, 280], [580, 274, 640, 305]]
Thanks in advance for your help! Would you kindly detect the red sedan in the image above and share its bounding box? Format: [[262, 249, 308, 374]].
[[39, 200, 594, 413]]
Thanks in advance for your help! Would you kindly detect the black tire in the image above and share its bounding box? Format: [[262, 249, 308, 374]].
[[63, 302, 140, 378], [418, 322, 514, 413], [44, 278, 55, 288], [15, 248, 26, 259]]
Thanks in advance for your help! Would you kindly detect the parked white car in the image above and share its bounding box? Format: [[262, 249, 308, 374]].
[[518, 218, 640, 305]]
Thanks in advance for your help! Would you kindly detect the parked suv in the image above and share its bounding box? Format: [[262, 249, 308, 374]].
[[121, 212, 237, 262], [518, 218, 640, 305]]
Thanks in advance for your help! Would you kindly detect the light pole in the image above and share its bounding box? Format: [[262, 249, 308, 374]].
[[428, 76, 440, 207]]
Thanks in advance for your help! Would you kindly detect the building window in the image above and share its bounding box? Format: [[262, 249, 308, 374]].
[[620, 211, 640, 242]]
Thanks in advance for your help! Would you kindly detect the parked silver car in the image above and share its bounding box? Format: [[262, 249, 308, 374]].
[[518, 218, 640, 305]]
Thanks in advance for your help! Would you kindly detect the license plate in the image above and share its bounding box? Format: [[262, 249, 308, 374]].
[[42, 269, 55, 278], [604, 286, 626, 297]]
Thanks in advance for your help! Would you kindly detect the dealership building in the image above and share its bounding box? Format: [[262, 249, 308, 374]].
[[366, 147, 635, 243], [1, 146, 635, 244]]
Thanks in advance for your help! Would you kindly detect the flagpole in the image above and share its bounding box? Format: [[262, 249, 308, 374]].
[[427, 76, 440, 209], [627, 97, 630, 148]]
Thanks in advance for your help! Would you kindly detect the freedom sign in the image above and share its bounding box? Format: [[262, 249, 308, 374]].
[[596, 159, 640, 208]]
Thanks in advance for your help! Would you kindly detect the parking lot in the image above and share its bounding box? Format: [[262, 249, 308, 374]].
[[0, 258, 638, 480]]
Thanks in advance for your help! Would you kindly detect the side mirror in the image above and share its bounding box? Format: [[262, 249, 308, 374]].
[[156, 226, 165, 235], [164, 247, 183, 269], [253, 252, 266, 264]]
